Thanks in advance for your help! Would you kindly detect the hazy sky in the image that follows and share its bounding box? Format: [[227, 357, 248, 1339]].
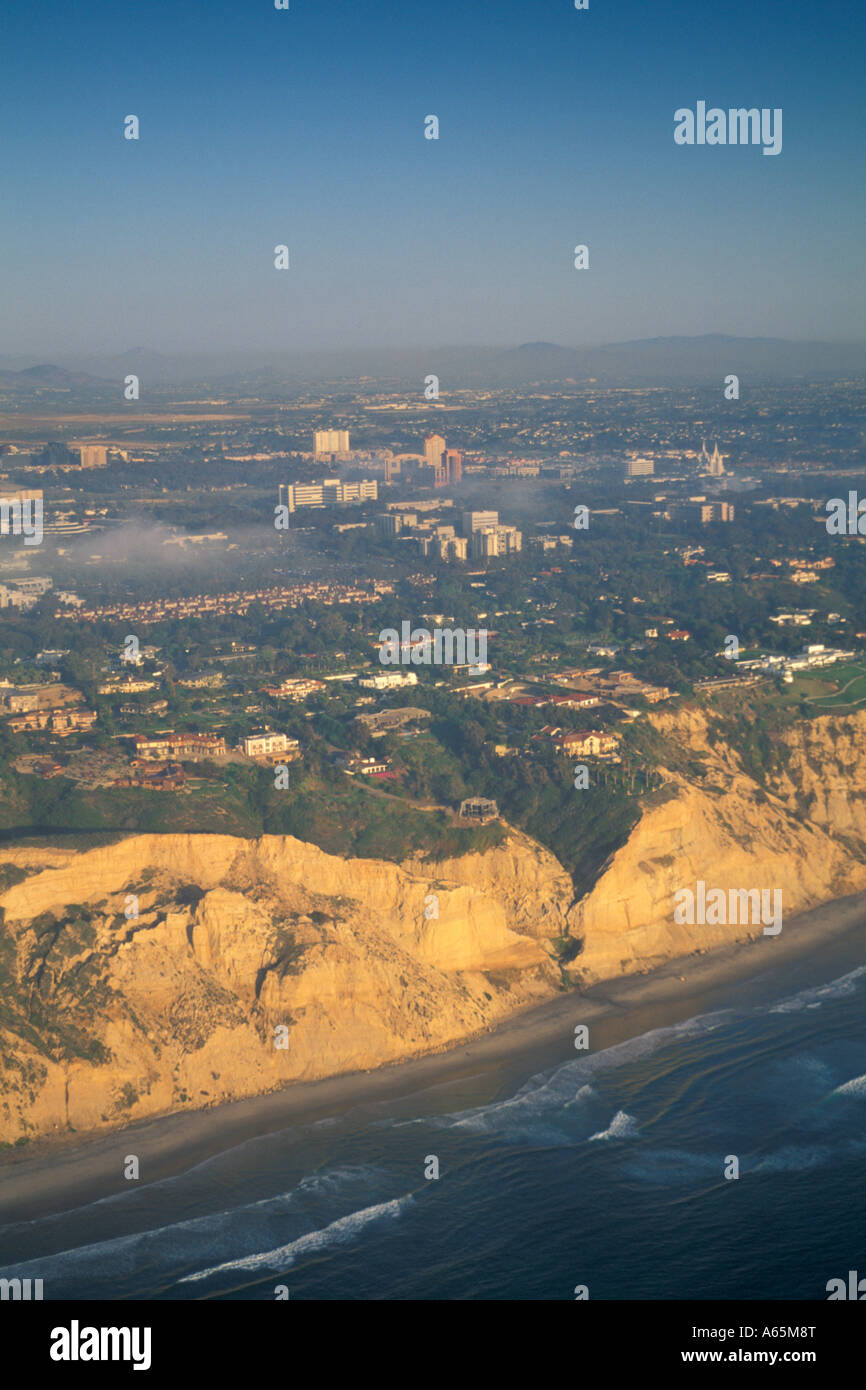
[[2, 0, 864, 355]]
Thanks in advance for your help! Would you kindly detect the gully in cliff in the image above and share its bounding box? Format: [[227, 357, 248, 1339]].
[[673, 881, 782, 936]]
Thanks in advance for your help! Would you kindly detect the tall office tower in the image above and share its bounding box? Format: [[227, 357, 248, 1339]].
[[470, 528, 500, 560], [461, 509, 499, 534], [626, 457, 654, 477], [433, 465, 447, 487], [79, 445, 108, 469], [500, 525, 523, 553], [445, 449, 463, 483], [383, 452, 397, 483], [424, 434, 446, 472], [314, 429, 350, 457], [469, 524, 522, 560]]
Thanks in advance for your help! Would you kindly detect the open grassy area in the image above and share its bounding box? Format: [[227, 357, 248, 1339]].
[[809, 662, 866, 708], [761, 662, 866, 712], [765, 674, 838, 710]]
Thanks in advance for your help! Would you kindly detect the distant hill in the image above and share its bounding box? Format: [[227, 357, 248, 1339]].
[[515, 341, 574, 354], [0, 363, 107, 391], [2, 336, 865, 393], [234, 335, 866, 388], [454, 336, 866, 386]]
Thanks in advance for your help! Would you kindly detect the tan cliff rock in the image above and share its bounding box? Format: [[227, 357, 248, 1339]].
[[1, 706, 865, 1143], [567, 707, 866, 979], [0, 831, 567, 1142]]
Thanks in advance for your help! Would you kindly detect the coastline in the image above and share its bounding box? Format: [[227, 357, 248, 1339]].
[[2, 888, 865, 1227]]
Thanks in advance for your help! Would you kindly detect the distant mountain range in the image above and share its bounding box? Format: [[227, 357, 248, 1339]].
[[474, 335, 866, 385], [1, 336, 865, 392], [0, 363, 108, 391]]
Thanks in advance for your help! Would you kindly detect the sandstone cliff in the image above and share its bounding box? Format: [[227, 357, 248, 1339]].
[[2, 705, 865, 1143], [0, 829, 569, 1142], [567, 706, 866, 979]]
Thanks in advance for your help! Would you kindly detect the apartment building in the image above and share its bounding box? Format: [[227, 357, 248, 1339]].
[[470, 525, 523, 559]]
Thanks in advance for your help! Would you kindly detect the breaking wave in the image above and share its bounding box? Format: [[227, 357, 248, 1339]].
[[179, 1194, 414, 1285], [588, 1111, 640, 1142]]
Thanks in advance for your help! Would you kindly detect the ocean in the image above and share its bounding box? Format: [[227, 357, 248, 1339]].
[[2, 939, 865, 1301]]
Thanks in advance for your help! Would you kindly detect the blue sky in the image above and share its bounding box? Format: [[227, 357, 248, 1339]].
[[1, 0, 864, 354]]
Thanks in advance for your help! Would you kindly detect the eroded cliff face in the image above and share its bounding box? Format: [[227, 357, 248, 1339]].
[[0, 830, 569, 1142], [2, 706, 864, 1143], [567, 707, 866, 980]]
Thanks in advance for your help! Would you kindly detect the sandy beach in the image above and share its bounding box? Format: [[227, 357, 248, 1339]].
[[1, 888, 865, 1228]]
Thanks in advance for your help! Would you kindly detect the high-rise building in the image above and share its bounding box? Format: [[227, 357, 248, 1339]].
[[470, 529, 499, 560], [626, 457, 654, 477], [470, 525, 522, 559], [314, 429, 350, 457], [424, 434, 446, 471], [445, 449, 463, 483], [78, 445, 108, 469], [462, 510, 499, 534]]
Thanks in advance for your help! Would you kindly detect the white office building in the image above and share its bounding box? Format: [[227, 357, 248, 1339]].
[[314, 430, 350, 456]]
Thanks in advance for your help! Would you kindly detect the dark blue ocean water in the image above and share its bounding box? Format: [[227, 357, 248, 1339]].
[[3, 960, 866, 1301]]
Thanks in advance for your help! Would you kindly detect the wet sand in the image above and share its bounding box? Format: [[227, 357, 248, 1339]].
[[1, 890, 865, 1226]]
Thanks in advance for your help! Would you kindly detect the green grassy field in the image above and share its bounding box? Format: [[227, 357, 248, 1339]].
[[763, 662, 866, 711], [807, 662, 866, 708]]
